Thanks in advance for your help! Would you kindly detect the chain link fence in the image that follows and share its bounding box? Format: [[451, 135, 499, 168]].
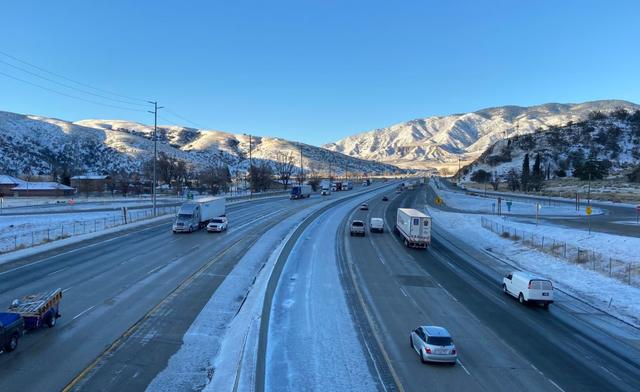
[[0, 190, 290, 255], [0, 206, 179, 254], [481, 217, 639, 288]]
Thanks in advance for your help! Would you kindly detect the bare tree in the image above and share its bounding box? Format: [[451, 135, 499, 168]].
[[274, 152, 296, 190]]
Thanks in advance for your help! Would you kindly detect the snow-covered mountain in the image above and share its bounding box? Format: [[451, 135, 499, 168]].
[[324, 100, 640, 173], [459, 108, 640, 181], [0, 111, 402, 178]]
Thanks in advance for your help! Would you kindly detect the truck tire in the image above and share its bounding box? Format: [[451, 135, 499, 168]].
[[46, 313, 57, 328], [404, 239, 409, 247], [519, 293, 526, 305], [5, 333, 18, 352], [502, 284, 508, 294]]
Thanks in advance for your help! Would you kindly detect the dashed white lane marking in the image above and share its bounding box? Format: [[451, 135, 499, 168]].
[[399, 287, 408, 297], [63, 287, 72, 293], [599, 365, 622, 381], [548, 379, 566, 392], [147, 264, 164, 275], [47, 266, 69, 276], [457, 359, 471, 376], [72, 305, 96, 320], [436, 282, 459, 302]]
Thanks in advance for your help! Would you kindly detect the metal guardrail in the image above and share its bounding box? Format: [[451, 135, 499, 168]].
[[480, 217, 639, 288]]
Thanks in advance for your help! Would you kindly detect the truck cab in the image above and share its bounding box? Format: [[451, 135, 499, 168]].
[[173, 203, 201, 233], [0, 313, 24, 353]]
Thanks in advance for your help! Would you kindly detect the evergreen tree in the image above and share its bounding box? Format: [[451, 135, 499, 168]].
[[506, 168, 520, 191], [530, 153, 543, 191], [521, 153, 530, 191]]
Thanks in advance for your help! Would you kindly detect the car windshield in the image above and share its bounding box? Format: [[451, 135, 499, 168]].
[[177, 214, 192, 219], [352, 221, 364, 227], [427, 336, 452, 346], [211, 219, 223, 223]]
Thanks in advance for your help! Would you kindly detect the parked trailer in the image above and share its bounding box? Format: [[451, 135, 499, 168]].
[[173, 196, 226, 233], [395, 208, 431, 248], [290, 185, 312, 199]]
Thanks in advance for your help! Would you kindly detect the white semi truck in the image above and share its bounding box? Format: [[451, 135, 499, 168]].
[[395, 208, 431, 248], [290, 184, 312, 199], [172, 196, 226, 233]]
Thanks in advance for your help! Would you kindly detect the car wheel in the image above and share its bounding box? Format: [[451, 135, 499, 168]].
[[519, 293, 525, 304], [5, 333, 18, 352], [502, 284, 507, 294], [404, 239, 409, 247], [420, 350, 427, 364]]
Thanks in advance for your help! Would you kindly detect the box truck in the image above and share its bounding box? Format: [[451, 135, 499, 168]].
[[173, 196, 225, 233], [395, 208, 431, 248], [341, 181, 353, 191], [290, 184, 312, 199]]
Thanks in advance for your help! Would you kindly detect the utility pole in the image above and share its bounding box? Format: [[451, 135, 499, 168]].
[[244, 133, 253, 198], [299, 143, 304, 185], [148, 101, 163, 216]]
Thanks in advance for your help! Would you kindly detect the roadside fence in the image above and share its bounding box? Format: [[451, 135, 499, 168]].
[[0, 206, 178, 255], [0, 190, 290, 255], [480, 217, 640, 288]]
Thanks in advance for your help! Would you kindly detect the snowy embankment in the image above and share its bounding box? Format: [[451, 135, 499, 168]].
[[265, 198, 378, 392], [432, 180, 601, 216], [428, 208, 640, 327], [148, 188, 386, 392]]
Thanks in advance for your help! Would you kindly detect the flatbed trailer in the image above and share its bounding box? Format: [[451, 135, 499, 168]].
[[8, 289, 62, 329]]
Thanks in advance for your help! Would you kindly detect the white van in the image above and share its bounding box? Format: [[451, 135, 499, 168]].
[[502, 271, 554, 308], [370, 217, 384, 233]]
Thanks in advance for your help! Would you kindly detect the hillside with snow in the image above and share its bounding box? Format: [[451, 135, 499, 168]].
[[459, 108, 640, 182], [324, 100, 640, 172], [0, 111, 402, 178]]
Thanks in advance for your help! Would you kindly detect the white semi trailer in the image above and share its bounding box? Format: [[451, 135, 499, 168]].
[[172, 196, 226, 233], [395, 208, 431, 248]]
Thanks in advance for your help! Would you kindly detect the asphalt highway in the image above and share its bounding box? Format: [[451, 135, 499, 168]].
[[0, 195, 316, 392], [339, 186, 640, 391]]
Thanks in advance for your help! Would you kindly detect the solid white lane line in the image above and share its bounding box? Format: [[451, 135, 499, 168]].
[[599, 365, 622, 381], [63, 287, 72, 293], [47, 266, 69, 276], [72, 305, 96, 320], [457, 359, 471, 376]]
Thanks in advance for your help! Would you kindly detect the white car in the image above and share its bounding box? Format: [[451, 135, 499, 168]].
[[321, 189, 331, 196], [349, 220, 366, 236], [206, 217, 228, 232], [502, 271, 554, 308], [360, 203, 369, 211], [410, 326, 457, 364]]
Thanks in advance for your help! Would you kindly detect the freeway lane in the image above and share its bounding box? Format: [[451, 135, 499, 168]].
[[341, 187, 640, 391], [0, 195, 312, 392]]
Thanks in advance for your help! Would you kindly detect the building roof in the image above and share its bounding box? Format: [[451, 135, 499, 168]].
[[71, 175, 109, 180], [12, 182, 75, 191], [0, 175, 27, 185]]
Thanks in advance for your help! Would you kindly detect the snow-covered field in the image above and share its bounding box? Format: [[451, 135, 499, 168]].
[[428, 208, 640, 327], [0, 207, 176, 253], [432, 180, 601, 216]]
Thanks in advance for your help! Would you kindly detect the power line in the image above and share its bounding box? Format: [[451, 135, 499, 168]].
[[0, 58, 149, 107], [0, 49, 149, 103], [0, 70, 148, 113], [163, 107, 206, 129]]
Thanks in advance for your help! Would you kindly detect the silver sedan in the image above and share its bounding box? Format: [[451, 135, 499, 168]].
[[410, 326, 457, 364]]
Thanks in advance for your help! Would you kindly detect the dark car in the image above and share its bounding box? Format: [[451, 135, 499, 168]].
[[382, 196, 389, 201], [0, 312, 25, 352]]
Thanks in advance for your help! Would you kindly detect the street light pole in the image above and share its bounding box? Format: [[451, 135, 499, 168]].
[[148, 101, 163, 216]]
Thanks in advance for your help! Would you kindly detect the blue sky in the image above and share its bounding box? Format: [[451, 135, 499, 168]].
[[1, 1, 639, 145]]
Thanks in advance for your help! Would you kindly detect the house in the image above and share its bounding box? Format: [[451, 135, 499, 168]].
[[70, 175, 109, 193], [11, 182, 76, 197], [0, 175, 25, 196]]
